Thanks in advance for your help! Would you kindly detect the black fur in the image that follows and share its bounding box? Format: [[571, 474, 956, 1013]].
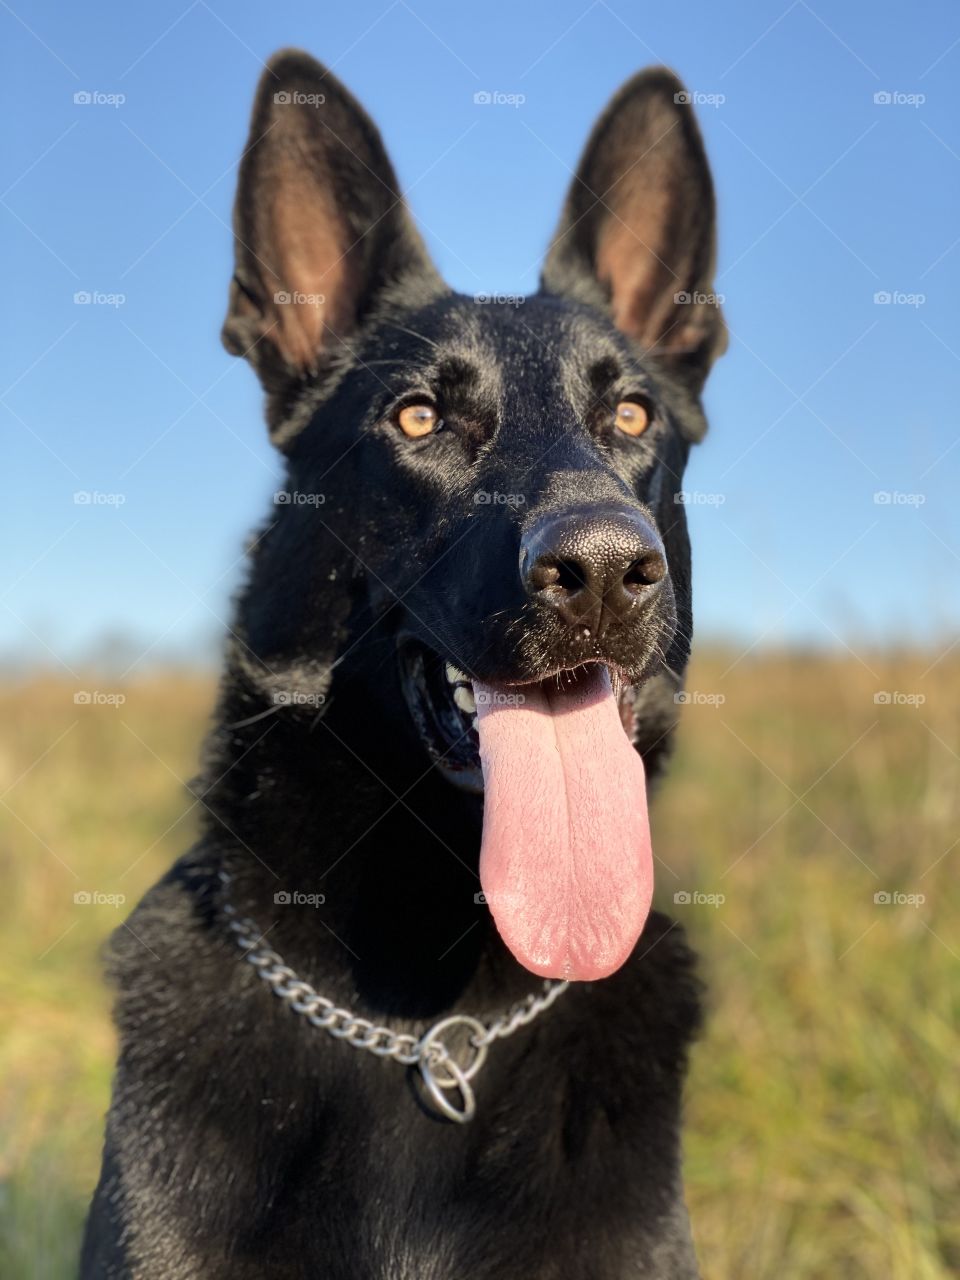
[[82, 49, 725, 1279]]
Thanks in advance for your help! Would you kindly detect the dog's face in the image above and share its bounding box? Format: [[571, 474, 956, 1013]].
[[223, 52, 725, 981], [277, 294, 707, 771]]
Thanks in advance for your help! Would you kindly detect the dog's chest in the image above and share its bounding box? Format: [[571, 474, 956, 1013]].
[[98, 898, 701, 1278], [192, 1028, 697, 1279]]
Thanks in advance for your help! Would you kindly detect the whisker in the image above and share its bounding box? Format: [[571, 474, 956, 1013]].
[[378, 321, 441, 351]]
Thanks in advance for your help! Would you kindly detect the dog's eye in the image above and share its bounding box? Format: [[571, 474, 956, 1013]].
[[614, 400, 651, 437], [396, 403, 440, 438]]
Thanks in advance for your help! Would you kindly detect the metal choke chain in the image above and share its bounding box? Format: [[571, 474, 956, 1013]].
[[220, 878, 568, 1123]]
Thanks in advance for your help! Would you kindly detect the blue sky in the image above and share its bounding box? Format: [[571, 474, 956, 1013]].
[[3, 0, 958, 669]]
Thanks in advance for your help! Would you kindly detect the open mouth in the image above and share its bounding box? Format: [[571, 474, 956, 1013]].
[[398, 644, 484, 789], [398, 643, 641, 789], [398, 640, 654, 983]]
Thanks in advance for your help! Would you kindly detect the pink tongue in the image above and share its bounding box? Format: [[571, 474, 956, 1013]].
[[475, 667, 653, 982]]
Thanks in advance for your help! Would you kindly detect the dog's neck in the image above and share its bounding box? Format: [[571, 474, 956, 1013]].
[[196, 653, 520, 1016]]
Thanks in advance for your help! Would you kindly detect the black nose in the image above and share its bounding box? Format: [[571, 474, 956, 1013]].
[[520, 506, 667, 638]]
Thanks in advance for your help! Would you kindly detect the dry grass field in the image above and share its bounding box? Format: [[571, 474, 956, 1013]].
[[1, 649, 957, 1278]]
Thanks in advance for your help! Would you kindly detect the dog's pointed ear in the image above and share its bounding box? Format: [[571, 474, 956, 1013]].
[[542, 69, 726, 386], [222, 50, 442, 429]]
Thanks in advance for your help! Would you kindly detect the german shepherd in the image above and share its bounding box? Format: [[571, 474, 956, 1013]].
[[82, 48, 726, 1279]]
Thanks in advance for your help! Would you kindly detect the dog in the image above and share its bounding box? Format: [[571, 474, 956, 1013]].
[[81, 48, 726, 1279]]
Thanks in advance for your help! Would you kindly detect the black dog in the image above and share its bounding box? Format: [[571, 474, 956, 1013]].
[[82, 49, 725, 1279]]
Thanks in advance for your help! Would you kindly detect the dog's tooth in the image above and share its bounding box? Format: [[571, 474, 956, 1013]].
[[453, 685, 476, 714], [470, 714, 478, 731], [445, 662, 469, 685]]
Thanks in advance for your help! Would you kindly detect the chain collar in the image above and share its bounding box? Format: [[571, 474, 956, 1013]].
[[218, 873, 569, 1123]]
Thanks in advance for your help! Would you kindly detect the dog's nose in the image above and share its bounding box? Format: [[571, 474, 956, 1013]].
[[520, 507, 667, 637]]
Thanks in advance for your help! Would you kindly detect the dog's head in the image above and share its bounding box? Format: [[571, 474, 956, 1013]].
[[222, 51, 725, 981]]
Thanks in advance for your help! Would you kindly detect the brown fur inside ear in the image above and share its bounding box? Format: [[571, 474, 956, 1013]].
[[263, 178, 356, 369], [596, 186, 676, 344]]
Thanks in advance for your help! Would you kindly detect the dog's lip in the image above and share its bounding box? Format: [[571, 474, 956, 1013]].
[[397, 639, 633, 693], [492, 658, 632, 697]]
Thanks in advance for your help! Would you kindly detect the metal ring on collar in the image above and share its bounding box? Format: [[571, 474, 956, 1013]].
[[417, 1014, 489, 1122], [419, 1052, 476, 1123]]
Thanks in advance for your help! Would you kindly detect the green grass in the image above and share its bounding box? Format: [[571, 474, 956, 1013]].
[[1, 653, 957, 1278]]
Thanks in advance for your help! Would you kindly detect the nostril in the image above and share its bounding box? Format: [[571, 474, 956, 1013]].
[[553, 558, 587, 595], [528, 557, 585, 596], [624, 550, 667, 590]]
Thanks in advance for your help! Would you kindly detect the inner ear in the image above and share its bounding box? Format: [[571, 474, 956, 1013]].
[[542, 68, 726, 383], [260, 176, 357, 367], [222, 49, 443, 429]]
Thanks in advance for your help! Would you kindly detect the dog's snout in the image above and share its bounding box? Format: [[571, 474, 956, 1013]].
[[520, 507, 667, 637]]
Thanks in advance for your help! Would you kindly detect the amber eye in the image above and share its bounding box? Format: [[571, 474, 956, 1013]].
[[614, 400, 651, 436], [396, 403, 439, 438]]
